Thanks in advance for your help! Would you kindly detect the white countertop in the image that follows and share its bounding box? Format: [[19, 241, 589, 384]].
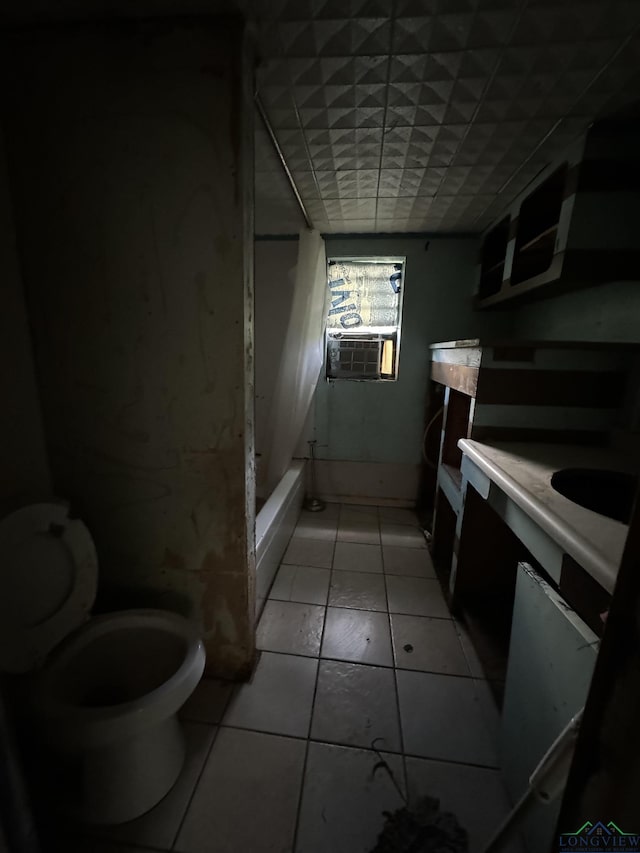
[[457, 440, 638, 594]]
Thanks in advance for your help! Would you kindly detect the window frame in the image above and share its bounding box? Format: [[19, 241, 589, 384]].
[[325, 255, 406, 383]]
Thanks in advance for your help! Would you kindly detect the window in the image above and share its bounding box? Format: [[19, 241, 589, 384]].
[[325, 257, 406, 382]]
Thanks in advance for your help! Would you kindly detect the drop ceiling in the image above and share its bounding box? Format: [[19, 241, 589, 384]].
[[250, 0, 640, 234]]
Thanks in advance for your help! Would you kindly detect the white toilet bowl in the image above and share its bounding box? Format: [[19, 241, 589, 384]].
[[0, 503, 206, 825]]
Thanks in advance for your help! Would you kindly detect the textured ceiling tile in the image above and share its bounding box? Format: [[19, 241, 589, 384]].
[[387, 82, 422, 107], [267, 108, 302, 129], [288, 56, 348, 85], [259, 85, 298, 110], [428, 13, 475, 52], [254, 0, 640, 234], [292, 171, 321, 195], [389, 54, 430, 83], [310, 0, 391, 18], [443, 102, 481, 123], [374, 218, 415, 232], [354, 83, 389, 108], [387, 105, 419, 126], [351, 19, 392, 54], [305, 127, 342, 143], [338, 198, 379, 218], [353, 55, 390, 83], [354, 127, 384, 144], [376, 197, 418, 216], [273, 0, 314, 19], [315, 168, 380, 198], [355, 107, 387, 127], [393, 17, 434, 53], [466, 8, 521, 49], [378, 168, 436, 197], [395, 0, 438, 15], [415, 104, 452, 124], [278, 21, 320, 55], [381, 141, 434, 170], [330, 219, 378, 232], [337, 155, 383, 169], [458, 47, 500, 77]]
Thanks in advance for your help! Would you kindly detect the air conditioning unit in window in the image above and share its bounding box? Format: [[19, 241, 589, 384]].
[[326, 334, 396, 381]]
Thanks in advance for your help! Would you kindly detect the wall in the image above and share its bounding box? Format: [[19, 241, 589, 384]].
[[510, 280, 640, 343], [0, 126, 51, 509], [3, 22, 255, 678], [314, 236, 514, 504], [254, 238, 298, 482]]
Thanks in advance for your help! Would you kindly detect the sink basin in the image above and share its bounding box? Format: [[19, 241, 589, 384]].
[[550, 468, 638, 524]]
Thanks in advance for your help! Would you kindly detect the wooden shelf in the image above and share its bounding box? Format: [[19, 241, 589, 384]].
[[441, 463, 463, 492]]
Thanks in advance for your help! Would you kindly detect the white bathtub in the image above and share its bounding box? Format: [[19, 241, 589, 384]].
[[255, 460, 305, 620]]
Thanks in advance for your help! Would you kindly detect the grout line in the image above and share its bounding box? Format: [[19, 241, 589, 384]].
[[289, 502, 340, 853], [374, 0, 397, 229], [380, 522, 410, 802], [250, 644, 482, 681], [169, 719, 223, 850], [211, 723, 500, 773]]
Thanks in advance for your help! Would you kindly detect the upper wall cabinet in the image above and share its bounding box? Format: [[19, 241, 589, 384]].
[[476, 121, 640, 308]]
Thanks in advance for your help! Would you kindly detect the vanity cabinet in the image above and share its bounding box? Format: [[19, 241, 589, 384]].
[[501, 563, 598, 853], [476, 121, 640, 308], [426, 339, 635, 701], [429, 338, 633, 526]]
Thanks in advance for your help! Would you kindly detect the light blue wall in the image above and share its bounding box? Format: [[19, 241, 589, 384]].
[[511, 280, 640, 343], [314, 236, 514, 466]]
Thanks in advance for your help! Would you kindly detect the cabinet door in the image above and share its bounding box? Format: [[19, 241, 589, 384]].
[[501, 562, 598, 853]]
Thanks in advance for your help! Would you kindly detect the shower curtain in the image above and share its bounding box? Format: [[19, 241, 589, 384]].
[[263, 229, 328, 495]]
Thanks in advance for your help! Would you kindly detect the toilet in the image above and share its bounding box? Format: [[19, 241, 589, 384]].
[[0, 502, 206, 825]]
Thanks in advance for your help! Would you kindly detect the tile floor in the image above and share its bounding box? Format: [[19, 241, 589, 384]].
[[58, 504, 522, 853]]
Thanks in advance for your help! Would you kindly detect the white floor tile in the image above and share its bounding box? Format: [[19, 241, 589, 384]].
[[301, 503, 340, 522], [98, 723, 216, 850], [396, 670, 498, 767], [386, 576, 450, 618], [311, 660, 401, 752], [380, 523, 427, 549], [321, 607, 393, 667], [269, 564, 331, 605], [295, 742, 405, 853], [293, 518, 338, 541], [339, 504, 379, 524], [224, 652, 318, 737], [390, 614, 470, 675], [383, 545, 437, 578], [406, 757, 524, 853], [378, 507, 419, 526], [257, 600, 325, 657], [180, 678, 232, 724], [333, 541, 383, 573], [328, 570, 387, 611], [283, 537, 334, 569], [176, 728, 305, 853], [337, 519, 380, 545]]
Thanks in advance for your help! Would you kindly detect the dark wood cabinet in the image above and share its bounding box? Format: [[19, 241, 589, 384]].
[[476, 121, 640, 308]]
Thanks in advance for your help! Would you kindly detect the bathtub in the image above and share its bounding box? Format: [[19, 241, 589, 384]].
[[255, 460, 305, 620]]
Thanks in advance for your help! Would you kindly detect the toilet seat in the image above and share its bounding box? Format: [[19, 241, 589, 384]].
[[0, 503, 97, 673]]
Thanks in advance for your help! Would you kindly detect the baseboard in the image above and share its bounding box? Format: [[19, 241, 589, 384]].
[[314, 459, 420, 507]]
